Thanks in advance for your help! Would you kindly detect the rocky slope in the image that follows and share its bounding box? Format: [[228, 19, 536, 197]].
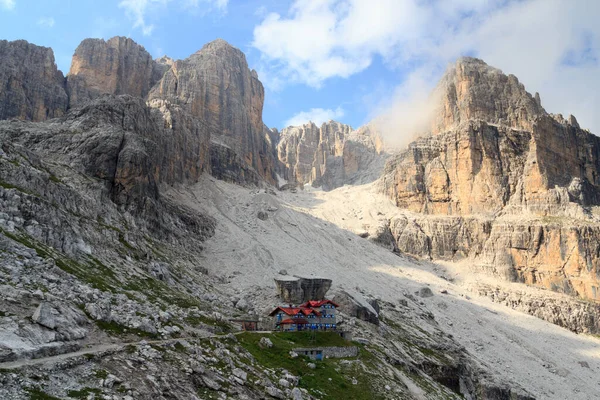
[[277, 121, 384, 190], [379, 57, 600, 302], [0, 103, 542, 399]]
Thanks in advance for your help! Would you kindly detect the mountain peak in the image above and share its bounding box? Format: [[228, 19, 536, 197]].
[[431, 56, 546, 133]]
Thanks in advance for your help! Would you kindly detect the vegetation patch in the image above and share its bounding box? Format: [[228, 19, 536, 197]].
[[67, 387, 102, 398], [0, 180, 37, 196], [1, 228, 118, 292], [26, 388, 62, 400], [94, 369, 109, 379], [238, 332, 383, 399], [95, 320, 158, 340], [184, 314, 232, 333], [48, 174, 62, 184]]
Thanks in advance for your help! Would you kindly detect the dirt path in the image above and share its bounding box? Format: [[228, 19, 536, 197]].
[[0, 332, 249, 370]]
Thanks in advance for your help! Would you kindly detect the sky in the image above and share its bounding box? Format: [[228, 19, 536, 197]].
[[0, 0, 599, 134]]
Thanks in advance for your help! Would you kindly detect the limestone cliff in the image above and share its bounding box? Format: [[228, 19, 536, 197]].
[[3, 95, 210, 209], [379, 57, 600, 301], [148, 39, 277, 185], [277, 121, 383, 190], [0, 40, 68, 121], [431, 57, 545, 134], [66, 37, 167, 108]]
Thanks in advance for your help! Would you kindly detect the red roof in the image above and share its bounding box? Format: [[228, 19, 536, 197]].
[[269, 306, 321, 317], [279, 318, 309, 325], [299, 299, 339, 308]]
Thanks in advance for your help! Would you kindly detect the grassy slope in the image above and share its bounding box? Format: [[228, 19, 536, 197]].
[[238, 332, 386, 400]]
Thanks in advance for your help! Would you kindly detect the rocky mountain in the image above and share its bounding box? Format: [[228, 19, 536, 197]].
[[67, 37, 168, 108], [277, 121, 384, 190], [430, 57, 545, 134], [148, 39, 278, 185], [379, 57, 600, 303], [2, 37, 278, 188], [0, 40, 68, 121], [0, 37, 599, 400]]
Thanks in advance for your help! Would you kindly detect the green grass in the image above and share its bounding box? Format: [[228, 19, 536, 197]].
[[184, 314, 232, 333], [94, 369, 109, 379], [26, 388, 62, 400], [48, 175, 62, 184], [238, 332, 383, 399], [67, 387, 102, 398], [118, 232, 135, 251], [0, 180, 35, 195], [94, 320, 159, 339], [1, 228, 118, 292]]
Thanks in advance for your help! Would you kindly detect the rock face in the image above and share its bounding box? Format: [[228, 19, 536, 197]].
[[431, 57, 545, 134], [0, 36, 282, 189], [149, 39, 277, 185], [67, 37, 167, 108], [274, 275, 332, 303], [209, 142, 262, 186], [277, 121, 383, 190], [59, 95, 211, 206], [2, 94, 211, 210], [474, 283, 600, 334], [0, 40, 68, 121], [379, 57, 600, 301]]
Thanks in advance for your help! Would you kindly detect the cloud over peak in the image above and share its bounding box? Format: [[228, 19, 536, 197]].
[[254, 0, 600, 134]]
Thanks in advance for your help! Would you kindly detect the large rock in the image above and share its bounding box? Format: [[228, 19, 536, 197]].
[[149, 39, 277, 184], [32, 301, 88, 341], [274, 275, 332, 303], [277, 121, 383, 190], [67, 37, 167, 108], [0, 40, 68, 122], [333, 290, 379, 325]]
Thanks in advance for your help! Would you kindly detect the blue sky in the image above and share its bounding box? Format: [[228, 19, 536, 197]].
[[0, 0, 599, 135]]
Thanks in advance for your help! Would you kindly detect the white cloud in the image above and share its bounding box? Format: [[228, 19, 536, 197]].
[[253, 0, 600, 134], [284, 107, 345, 127], [37, 17, 55, 28], [0, 0, 15, 10], [118, 0, 227, 36]]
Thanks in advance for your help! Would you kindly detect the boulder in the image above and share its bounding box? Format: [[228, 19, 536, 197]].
[[290, 387, 304, 400], [274, 275, 332, 303], [265, 385, 284, 399], [416, 287, 434, 298], [232, 368, 247, 381], [31, 301, 88, 341], [259, 337, 273, 349], [333, 291, 379, 325]]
